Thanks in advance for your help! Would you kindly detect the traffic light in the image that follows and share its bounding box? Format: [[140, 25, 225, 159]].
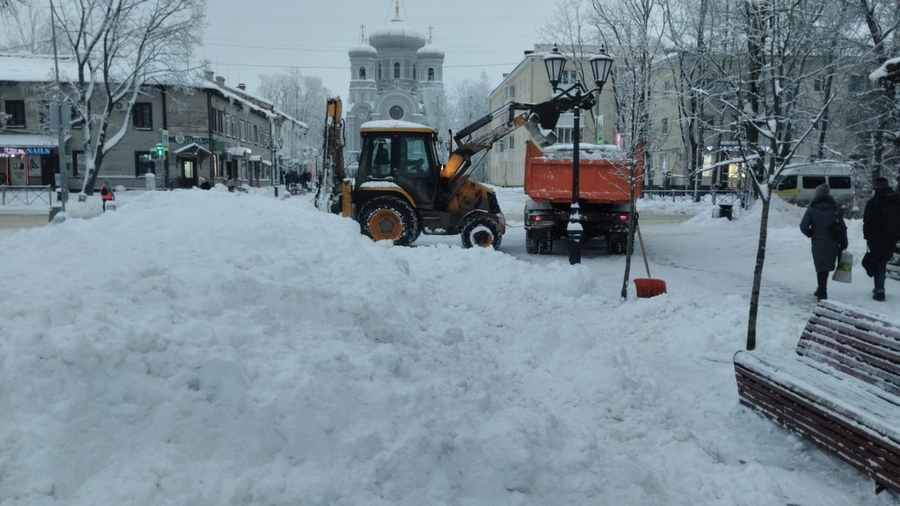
[[155, 143, 164, 157]]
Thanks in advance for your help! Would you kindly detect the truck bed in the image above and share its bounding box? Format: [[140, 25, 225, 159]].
[[523, 140, 643, 203]]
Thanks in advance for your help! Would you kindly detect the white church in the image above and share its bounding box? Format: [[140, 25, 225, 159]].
[[345, 2, 446, 154]]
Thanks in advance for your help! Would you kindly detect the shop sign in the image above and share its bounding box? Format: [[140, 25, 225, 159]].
[[213, 140, 226, 151], [174, 133, 210, 145], [0, 147, 52, 157]]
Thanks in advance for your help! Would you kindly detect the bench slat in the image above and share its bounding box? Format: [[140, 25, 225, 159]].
[[797, 301, 900, 398], [736, 363, 900, 472], [734, 301, 900, 496], [797, 340, 900, 399], [736, 363, 900, 493]]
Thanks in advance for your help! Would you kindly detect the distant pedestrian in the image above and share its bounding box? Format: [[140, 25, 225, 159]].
[[100, 180, 115, 212], [301, 171, 311, 191], [226, 176, 235, 193], [800, 184, 846, 301], [863, 177, 900, 301]]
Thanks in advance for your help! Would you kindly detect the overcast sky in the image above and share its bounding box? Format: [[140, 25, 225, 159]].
[[200, 0, 558, 99]]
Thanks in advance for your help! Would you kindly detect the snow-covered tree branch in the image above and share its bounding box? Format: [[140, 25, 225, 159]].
[[49, 0, 205, 194]]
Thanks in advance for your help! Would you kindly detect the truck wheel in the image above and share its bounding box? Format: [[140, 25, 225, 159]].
[[526, 230, 552, 254], [359, 195, 419, 246], [461, 216, 502, 250]]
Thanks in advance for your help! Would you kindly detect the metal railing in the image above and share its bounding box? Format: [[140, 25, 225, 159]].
[[0, 185, 53, 206], [640, 188, 753, 208]]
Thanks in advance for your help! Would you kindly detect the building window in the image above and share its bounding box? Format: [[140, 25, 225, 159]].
[[393, 62, 401, 79], [413, 64, 417, 80], [4, 100, 25, 128], [134, 151, 155, 176], [378, 64, 382, 79], [661, 118, 669, 134], [224, 114, 231, 137], [427, 68, 434, 81], [217, 110, 224, 134], [554, 127, 583, 145], [71, 150, 84, 177], [240, 120, 246, 141], [133, 103, 152, 129], [560, 70, 578, 86], [359, 67, 366, 80], [253, 124, 259, 145]]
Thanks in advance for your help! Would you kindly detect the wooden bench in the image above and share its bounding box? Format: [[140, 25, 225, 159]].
[[733, 300, 900, 495]]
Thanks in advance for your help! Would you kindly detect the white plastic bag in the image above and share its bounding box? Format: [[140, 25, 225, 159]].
[[832, 251, 853, 284]]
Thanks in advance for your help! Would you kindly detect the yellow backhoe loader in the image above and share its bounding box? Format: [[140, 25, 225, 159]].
[[322, 97, 562, 249]]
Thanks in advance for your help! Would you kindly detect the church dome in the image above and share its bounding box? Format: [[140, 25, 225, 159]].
[[369, 17, 425, 50], [416, 43, 444, 59], [349, 42, 377, 58]]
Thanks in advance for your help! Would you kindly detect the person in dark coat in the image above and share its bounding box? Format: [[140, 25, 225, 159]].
[[800, 184, 846, 301], [863, 177, 900, 301]]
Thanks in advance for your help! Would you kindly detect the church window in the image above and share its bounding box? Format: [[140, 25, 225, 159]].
[[413, 64, 417, 80], [378, 64, 382, 80], [427, 68, 435, 81], [393, 62, 401, 79], [359, 67, 366, 80]]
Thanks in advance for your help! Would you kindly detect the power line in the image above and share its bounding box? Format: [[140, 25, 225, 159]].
[[202, 41, 524, 55], [212, 61, 520, 70]]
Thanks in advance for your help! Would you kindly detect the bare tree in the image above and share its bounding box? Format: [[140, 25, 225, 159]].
[[842, 0, 900, 180], [590, 0, 667, 299], [0, 0, 54, 53], [257, 68, 331, 159], [448, 71, 493, 134], [50, 0, 205, 195], [701, 0, 844, 350]]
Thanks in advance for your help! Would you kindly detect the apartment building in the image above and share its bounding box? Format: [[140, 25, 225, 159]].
[[0, 53, 306, 191], [487, 46, 873, 191], [486, 44, 617, 187]]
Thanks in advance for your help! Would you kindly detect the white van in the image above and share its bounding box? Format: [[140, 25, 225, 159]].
[[773, 161, 856, 210]]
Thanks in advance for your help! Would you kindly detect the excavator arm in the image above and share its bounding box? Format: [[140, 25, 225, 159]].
[[316, 96, 345, 211], [442, 99, 564, 193]]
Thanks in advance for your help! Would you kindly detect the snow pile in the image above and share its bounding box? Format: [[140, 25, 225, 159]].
[[0, 189, 893, 505]]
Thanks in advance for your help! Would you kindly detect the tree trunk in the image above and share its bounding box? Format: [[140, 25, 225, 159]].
[[746, 196, 771, 351]]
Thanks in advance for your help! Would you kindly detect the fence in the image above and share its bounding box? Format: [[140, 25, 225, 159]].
[[640, 188, 752, 208], [0, 185, 53, 206]]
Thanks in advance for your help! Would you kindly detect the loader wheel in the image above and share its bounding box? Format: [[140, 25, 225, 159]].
[[359, 195, 419, 246], [461, 215, 502, 250]]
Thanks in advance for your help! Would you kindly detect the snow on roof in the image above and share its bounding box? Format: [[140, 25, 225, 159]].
[[0, 53, 80, 83], [360, 120, 433, 131], [0, 133, 67, 147], [0, 54, 306, 130], [199, 81, 276, 120]]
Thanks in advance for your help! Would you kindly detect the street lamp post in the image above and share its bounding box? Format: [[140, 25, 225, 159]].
[[543, 45, 614, 264], [271, 136, 284, 197]]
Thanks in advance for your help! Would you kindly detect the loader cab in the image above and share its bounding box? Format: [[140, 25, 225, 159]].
[[357, 122, 441, 209]]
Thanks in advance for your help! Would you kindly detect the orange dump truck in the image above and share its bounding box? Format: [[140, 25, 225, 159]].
[[523, 140, 643, 255]]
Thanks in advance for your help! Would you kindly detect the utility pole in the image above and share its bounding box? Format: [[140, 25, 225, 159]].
[[50, 0, 68, 211]]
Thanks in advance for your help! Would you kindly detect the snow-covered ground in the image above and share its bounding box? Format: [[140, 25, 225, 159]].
[[0, 186, 898, 506]]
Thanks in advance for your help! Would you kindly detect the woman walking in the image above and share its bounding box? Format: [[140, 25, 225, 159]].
[[800, 184, 846, 301]]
